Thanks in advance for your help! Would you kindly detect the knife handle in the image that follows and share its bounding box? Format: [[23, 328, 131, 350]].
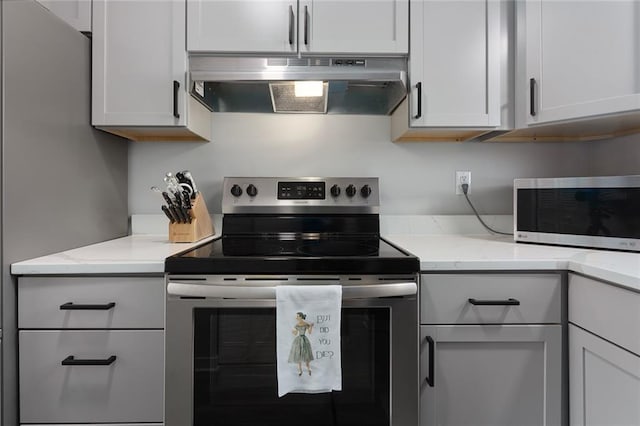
[[170, 205, 185, 223], [173, 191, 182, 207], [162, 191, 174, 206], [183, 171, 198, 197], [182, 191, 192, 209], [162, 205, 176, 223]]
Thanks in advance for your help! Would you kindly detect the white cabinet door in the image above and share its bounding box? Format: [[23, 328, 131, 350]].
[[420, 325, 562, 426], [409, 0, 501, 127], [187, 0, 407, 55], [92, 0, 187, 126], [299, 0, 408, 54], [569, 324, 640, 426], [37, 0, 91, 32], [187, 0, 297, 53], [522, 0, 640, 125]]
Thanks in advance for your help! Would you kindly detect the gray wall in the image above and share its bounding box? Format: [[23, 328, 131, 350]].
[[128, 112, 629, 216], [2, 2, 129, 424], [588, 132, 640, 176]]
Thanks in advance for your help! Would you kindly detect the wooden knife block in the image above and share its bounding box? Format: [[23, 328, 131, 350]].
[[168, 193, 214, 243]]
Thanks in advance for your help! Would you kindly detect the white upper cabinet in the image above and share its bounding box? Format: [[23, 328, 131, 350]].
[[93, 0, 211, 141], [520, 0, 640, 126], [93, 0, 186, 126], [392, 0, 505, 141], [298, 0, 408, 54], [37, 0, 91, 33], [409, 0, 501, 128], [187, 0, 408, 55], [187, 0, 297, 54]]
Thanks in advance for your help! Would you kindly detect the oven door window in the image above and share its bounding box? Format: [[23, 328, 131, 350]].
[[193, 308, 390, 426]]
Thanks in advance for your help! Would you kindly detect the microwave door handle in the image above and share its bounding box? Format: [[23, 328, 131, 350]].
[[167, 282, 417, 300]]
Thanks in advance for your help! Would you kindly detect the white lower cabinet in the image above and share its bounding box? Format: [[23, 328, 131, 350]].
[[569, 325, 640, 426], [568, 273, 640, 426], [420, 325, 562, 426], [18, 275, 165, 425], [420, 273, 565, 426]]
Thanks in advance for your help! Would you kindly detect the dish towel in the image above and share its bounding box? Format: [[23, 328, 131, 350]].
[[276, 285, 342, 397]]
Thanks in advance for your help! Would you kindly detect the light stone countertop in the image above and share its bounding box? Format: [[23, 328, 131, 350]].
[[10, 234, 219, 275], [385, 234, 640, 292], [11, 215, 640, 293]]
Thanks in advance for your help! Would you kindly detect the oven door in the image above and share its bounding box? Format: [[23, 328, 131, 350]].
[[165, 276, 419, 426]]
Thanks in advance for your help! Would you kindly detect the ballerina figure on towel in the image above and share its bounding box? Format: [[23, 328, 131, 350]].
[[288, 311, 314, 376]]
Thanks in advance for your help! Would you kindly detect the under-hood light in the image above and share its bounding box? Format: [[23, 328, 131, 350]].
[[294, 81, 324, 97]]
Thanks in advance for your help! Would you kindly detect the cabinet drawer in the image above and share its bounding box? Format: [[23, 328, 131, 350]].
[[569, 273, 640, 355], [19, 330, 163, 424], [421, 273, 562, 324], [19, 276, 164, 328]]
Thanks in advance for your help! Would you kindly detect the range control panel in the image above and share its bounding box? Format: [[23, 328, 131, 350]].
[[222, 177, 379, 214], [278, 181, 326, 199]]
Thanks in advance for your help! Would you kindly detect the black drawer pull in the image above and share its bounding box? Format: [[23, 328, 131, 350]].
[[468, 298, 520, 306], [424, 336, 434, 387], [173, 80, 180, 119], [529, 77, 537, 116], [60, 302, 116, 310], [304, 5, 309, 46], [414, 82, 422, 119], [288, 5, 295, 45], [62, 355, 117, 366]]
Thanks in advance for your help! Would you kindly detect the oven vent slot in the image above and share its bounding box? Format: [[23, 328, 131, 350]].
[[297, 277, 340, 281], [169, 277, 207, 281], [180, 296, 206, 300], [379, 277, 414, 281], [223, 278, 237, 281], [245, 277, 289, 281]]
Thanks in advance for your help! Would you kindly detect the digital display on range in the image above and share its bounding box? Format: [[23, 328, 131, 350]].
[[278, 181, 325, 199]]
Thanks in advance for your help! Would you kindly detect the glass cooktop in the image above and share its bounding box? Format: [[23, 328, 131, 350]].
[[165, 236, 419, 275]]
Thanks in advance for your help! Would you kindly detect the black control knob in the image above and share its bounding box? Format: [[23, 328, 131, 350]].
[[230, 184, 243, 197], [246, 184, 258, 197], [330, 184, 341, 197], [345, 184, 357, 197], [360, 185, 372, 198]]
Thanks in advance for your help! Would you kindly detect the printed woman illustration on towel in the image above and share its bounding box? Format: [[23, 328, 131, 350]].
[[288, 312, 314, 376], [276, 285, 341, 397]]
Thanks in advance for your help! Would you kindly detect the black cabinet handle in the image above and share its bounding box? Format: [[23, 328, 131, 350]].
[[60, 302, 116, 310], [468, 298, 520, 306], [424, 336, 434, 387], [414, 82, 422, 119], [62, 355, 117, 366], [304, 5, 309, 46], [173, 80, 180, 119], [529, 78, 536, 116], [288, 5, 294, 45]]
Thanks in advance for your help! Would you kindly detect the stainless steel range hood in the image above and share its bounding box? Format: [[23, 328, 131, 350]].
[[189, 56, 408, 115]]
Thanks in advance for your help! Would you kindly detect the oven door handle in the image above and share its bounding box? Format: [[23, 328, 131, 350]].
[[167, 282, 417, 300]]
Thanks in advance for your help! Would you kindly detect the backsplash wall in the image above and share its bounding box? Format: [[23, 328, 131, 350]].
[[128, 113, 635, 215]]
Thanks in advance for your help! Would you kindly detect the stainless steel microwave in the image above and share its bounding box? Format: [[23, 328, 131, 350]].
[[514, 175, 640, 252]]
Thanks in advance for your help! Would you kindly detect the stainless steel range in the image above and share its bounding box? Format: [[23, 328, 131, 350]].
[[164, 177, 420, 426]]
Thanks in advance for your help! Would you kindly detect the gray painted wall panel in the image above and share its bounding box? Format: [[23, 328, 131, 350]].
[[2, 1, 129, 424], [129, 113, 602, 216], [589, 133, 640, 176]]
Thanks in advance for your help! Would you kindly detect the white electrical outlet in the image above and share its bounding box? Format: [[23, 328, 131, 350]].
[[455, 171, 471, 195]]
